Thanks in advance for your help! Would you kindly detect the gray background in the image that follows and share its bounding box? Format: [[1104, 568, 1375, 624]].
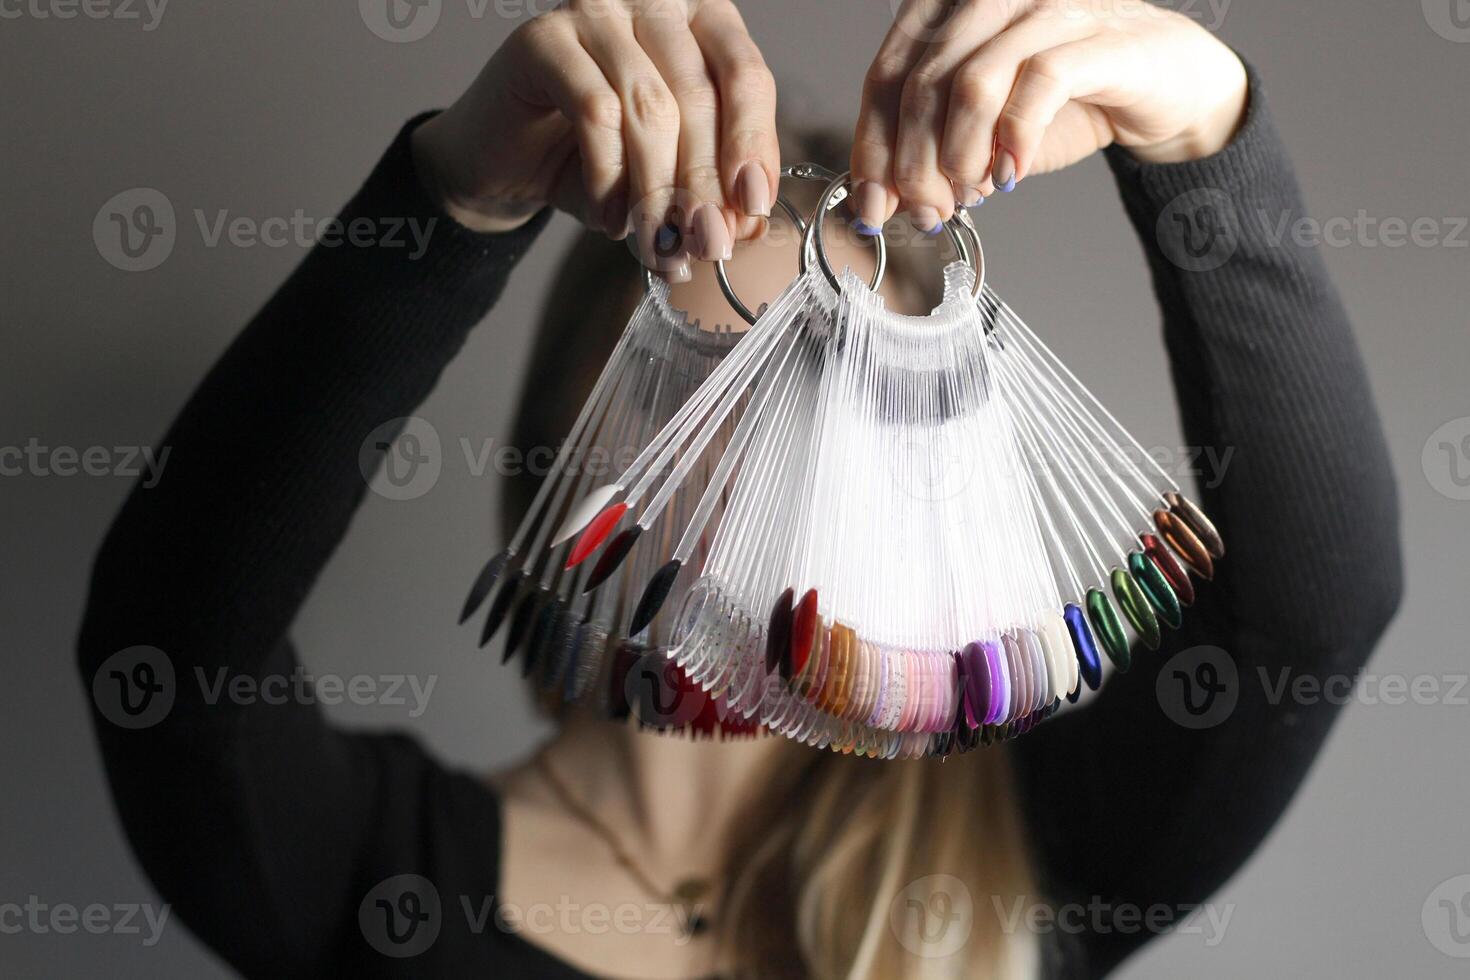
[[2, 0, 1467, 976]]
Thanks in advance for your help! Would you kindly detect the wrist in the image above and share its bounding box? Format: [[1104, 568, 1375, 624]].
[[1129, 54, 1249, 165], [410, 114, 540, 234]]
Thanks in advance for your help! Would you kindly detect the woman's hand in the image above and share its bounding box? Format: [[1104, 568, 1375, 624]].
[[850, 0, 1248, 232], [411, 0, 779, 280]]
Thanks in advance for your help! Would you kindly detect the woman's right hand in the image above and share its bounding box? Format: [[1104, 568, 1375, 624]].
[[411, 0, 780, 280]]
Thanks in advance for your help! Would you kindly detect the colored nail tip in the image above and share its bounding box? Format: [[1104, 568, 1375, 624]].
[[628, 559, 682, 636], [1130, 550, 1183, 630], [997, 174, 1017, 193], [565, 502, 629, 568], [1153, 508, 1215, 580], [1111, 568, 1161, 651], [765, 587, 795, 675], [790, 590, 820, 678], [552, 485, 620, 547], [924, 222, 945, 237], [480, 570, 527, 648], [1086, 588, 1131, 673], [460, 548, 512, 624], [1164, 491, 1225, 559], [1141, 532, 1195, 606], [582, 525, 642, 593], [1063, 603, 1103, 691], [851, 219, 883, 236]]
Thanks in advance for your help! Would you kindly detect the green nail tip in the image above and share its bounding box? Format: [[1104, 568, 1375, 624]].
[[1128, 550, 1181, 630], [1112, 567, 1161, 650], [1086, 587, 1131, 672]]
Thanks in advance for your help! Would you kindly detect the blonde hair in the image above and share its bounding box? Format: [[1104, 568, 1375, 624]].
[[508, 129, 1043, 980], [719, 750, 1040, 980]]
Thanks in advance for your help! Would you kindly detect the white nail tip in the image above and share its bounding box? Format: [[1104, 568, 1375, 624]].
[[551, 484, 621, 547]]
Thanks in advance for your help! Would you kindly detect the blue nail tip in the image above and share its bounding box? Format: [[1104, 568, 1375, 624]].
[[970, 195, 985, 209], [997, 174, 1016, 193], [924, 222, 944, 237], [852, 219, 883, 237], [1063, 602, 1103, 691]]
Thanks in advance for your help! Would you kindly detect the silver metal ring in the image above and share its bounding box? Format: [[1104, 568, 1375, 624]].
[[711, 193, 806, 325], [804, 171, 982, 299]]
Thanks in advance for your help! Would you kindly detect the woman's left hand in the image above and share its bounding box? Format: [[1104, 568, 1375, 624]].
[[849, 0, 1248, 232]]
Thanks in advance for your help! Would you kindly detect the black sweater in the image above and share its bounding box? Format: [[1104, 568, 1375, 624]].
[[77, 70, 1403, 979]]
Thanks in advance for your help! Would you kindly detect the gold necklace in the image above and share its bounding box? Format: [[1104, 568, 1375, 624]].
[[533, 752, 714, 939]]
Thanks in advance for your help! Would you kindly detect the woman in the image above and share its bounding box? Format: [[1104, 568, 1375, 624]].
[[78, 1, 1402, 977]]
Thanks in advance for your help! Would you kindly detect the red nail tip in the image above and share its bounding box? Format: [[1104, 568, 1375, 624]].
[[565, 503, 628, 568], [1142, 532, 1194, 606], [791, 589, 819, 678]]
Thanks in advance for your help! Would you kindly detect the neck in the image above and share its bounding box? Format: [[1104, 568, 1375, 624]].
[[537, 708, 806, 876]]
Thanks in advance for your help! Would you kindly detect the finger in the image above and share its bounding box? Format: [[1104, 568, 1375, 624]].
[[851, 0, 1018, 232], [940, 12, 1095, 194], [634, 4, 731, 261], [512, 13, 628, 235], [690, 0, 779, 240], [994, 39, 1111, 184], [889, 1, 1021, 227], [576, 6, 688, 277]]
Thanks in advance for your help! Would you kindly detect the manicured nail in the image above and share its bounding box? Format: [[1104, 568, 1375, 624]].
[[665, 255, 692, 283], [851, 181, 887, 236], [691, 203, 732, 262], [953, 182, 983, 207], [736, 162, 771, 218], [910, 206, 943, 236], [993, 151, 1017, 192]]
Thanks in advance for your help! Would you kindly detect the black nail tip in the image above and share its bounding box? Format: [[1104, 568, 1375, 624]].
[[460, 548, 513, 625], [583, 527, 642, 594], [505, 586, 548, 664], [629, 559, 682, 636], [480, 570, 528, 648], [765, 587, 795, 676]]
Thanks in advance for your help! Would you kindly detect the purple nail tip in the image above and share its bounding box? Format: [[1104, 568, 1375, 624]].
[[970, 195, 985, 209], [852, 219, 883, 237], [924, 222, 945, 237], [997, 174, 1016, 193]]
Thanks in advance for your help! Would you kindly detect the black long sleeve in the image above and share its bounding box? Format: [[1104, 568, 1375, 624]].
[[78, 70, 1402, 980], [1014, 69, 1403, 977]]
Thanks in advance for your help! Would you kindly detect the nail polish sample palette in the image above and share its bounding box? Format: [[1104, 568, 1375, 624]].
[[462, 187, 1224, 757]]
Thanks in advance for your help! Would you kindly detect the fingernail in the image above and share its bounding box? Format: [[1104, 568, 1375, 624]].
[[737, 162, 771, 218], [851, 181, 886, 236], [910, 206, 943, 236], [665, 256, 692, 283], [993, 151, 1017, 192], [692, 203, 732, 262], [953, 182, 982, 207]]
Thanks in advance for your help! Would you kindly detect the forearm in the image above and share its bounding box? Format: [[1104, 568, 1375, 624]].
[[78, 114, 550, 682]]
